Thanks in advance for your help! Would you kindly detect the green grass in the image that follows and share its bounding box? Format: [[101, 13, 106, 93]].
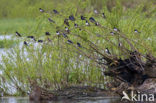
[[0, 0, 156, 96]]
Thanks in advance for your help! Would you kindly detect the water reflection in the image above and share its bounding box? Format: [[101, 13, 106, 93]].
[[0, 97, 120, 103]]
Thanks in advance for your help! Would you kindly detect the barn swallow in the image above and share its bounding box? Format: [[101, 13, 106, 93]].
[[67, 40, 73, 44], [64, 19, 70, 26], [105, 48, 111, 54], [53, 9, 59, 14], [113, 27, 119, 32], [39, 8, 44, 12], [27, 36, 34, 38], [62, 33, 68, 38], [102, 13, 106, 18], [110, 32, 115, 35], [69, 15, 75, 21], [81, 16, 86, 20], [38, 40, 43, 43], [77, 42, 81, 47], [48, 18, 55, 23], [45, 32, 50, 36], [24, 41, 28, 46], [89, 17, 96, 23], [15, 31, 21, 37], [85, 21, 90, 26], [74, 23, 78, 28], [134, 29, 140, 33], [119, 43, 122, 47], [65, 27, 70, 33], [94, 9, 98, 14], [56, 31, 60, 35]]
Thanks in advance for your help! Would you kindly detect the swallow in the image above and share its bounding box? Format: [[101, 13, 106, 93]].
[[65, 27, 70, 33], [95, 22, 100, 26], [38, 40, 43, 43], [102, 13, 106, 18], [77, 42, 81, 47], [94, 9, 98, 14], [74, 23, 78, 28], [47, 38, 52, 42], [119, 43, 122, 47], [24, 41, 28, 46], [53, 9, 59, 14], [134, 29, 140, 33], [89, 17, 96, 23], [67, 40, 73, 44], [69, 15, 75, 21], [85, 21, 90, 26], [45, 32, 50, 36], [62, 33, 68, 38], [56, 31, 60, 35], [110, 32, 115, 35], [48, 18, 55, 23], [113, 27, 119, 32], [64, 19, 70, 26], [39, 8, 44, 12], [15, 31, 21, 37], [105, 48, 111, 54], [81, 16, 86, 20], [27, 36, 34, 39]]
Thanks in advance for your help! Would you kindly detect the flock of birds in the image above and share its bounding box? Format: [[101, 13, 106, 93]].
[[15, 8, 141, 56]]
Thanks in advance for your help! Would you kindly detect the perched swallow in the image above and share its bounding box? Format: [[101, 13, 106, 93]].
[[64, 19, 70, 26], [65, 27, 70, 33], [134, 29, 140, 33], [69, 15, 75, 21], [62, 33, 68, 38], [102, 13, 106, 18], [39, 8, 44, 12], [95, 22, 100, 26], [15, 31, 21, 37], [85, 21, 90, 26], [89, 17, 96, 23], [105, 48, 111, 54], [113, 27, 119, 32], [27, 36, 34, 39], [24, 41, 28, 46], [53, 9, 59, 14], [77, 42, 81, 47], [81, 16, 86, 20], [67, 40, 73, 44], [94, 9, 98, 14], [119, 43, 122, 47], [74, 23, 78, 28], [38, 40, 43, 43], [47, 38, 52, 42], [48, 18, 55, 23], [56, 31, 60, 35], [110, 32, 115, 35], [45, 32, 50, 36]]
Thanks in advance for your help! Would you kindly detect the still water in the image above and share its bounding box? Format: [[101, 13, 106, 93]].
[[0, 97, 120, 103]]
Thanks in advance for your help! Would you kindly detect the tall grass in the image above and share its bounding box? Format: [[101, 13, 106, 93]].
[[0, 0, 156, 96]]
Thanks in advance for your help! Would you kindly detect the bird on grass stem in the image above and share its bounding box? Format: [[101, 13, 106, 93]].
[[15, 31, 21, 37]]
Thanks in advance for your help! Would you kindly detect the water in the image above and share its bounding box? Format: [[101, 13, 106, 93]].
[[0, 97, 120, 103]]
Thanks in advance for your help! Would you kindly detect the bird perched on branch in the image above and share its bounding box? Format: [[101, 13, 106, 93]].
[[64, 19, 70, 26], [16, 31, 21, 37], [69, 15, 75, 21], [39, 8, 44, 12], [45, 32, 51, 36], [53, 9, 59, 14], [81, 16, 86, 20]]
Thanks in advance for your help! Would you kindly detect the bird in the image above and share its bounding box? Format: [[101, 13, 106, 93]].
[[67, 40, 73, 44], [27, 36, 34, 39], [45, 32, 50, 36], [134, 29, 140, 33], [69, 15, 75, 21], [102, 13, 106, 18], [119, 42, 122, 47], [85, 21, 90, 26], [77, 42, 81, 47], [64, 19, 70, 26], [53, 9, 59, 14], [48, 18, 55, 23], [94, 9, 98, 14], [65, 27, 70, 33], [38, 40, 43, 43], [24, 41, 28, 46], [89, 17, 96, 23], [62, 33, 68, 38], [95, 22, 100, 26], [56, 31, 60, 35], [74, 23, 78, 28], [113, 27, 119, 32], [110, 32, 115, 35], [105, 48, 111, 54], [15, 31, 21, 37], [81, 16, 86, 20], [39, 8, 44, 12]]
